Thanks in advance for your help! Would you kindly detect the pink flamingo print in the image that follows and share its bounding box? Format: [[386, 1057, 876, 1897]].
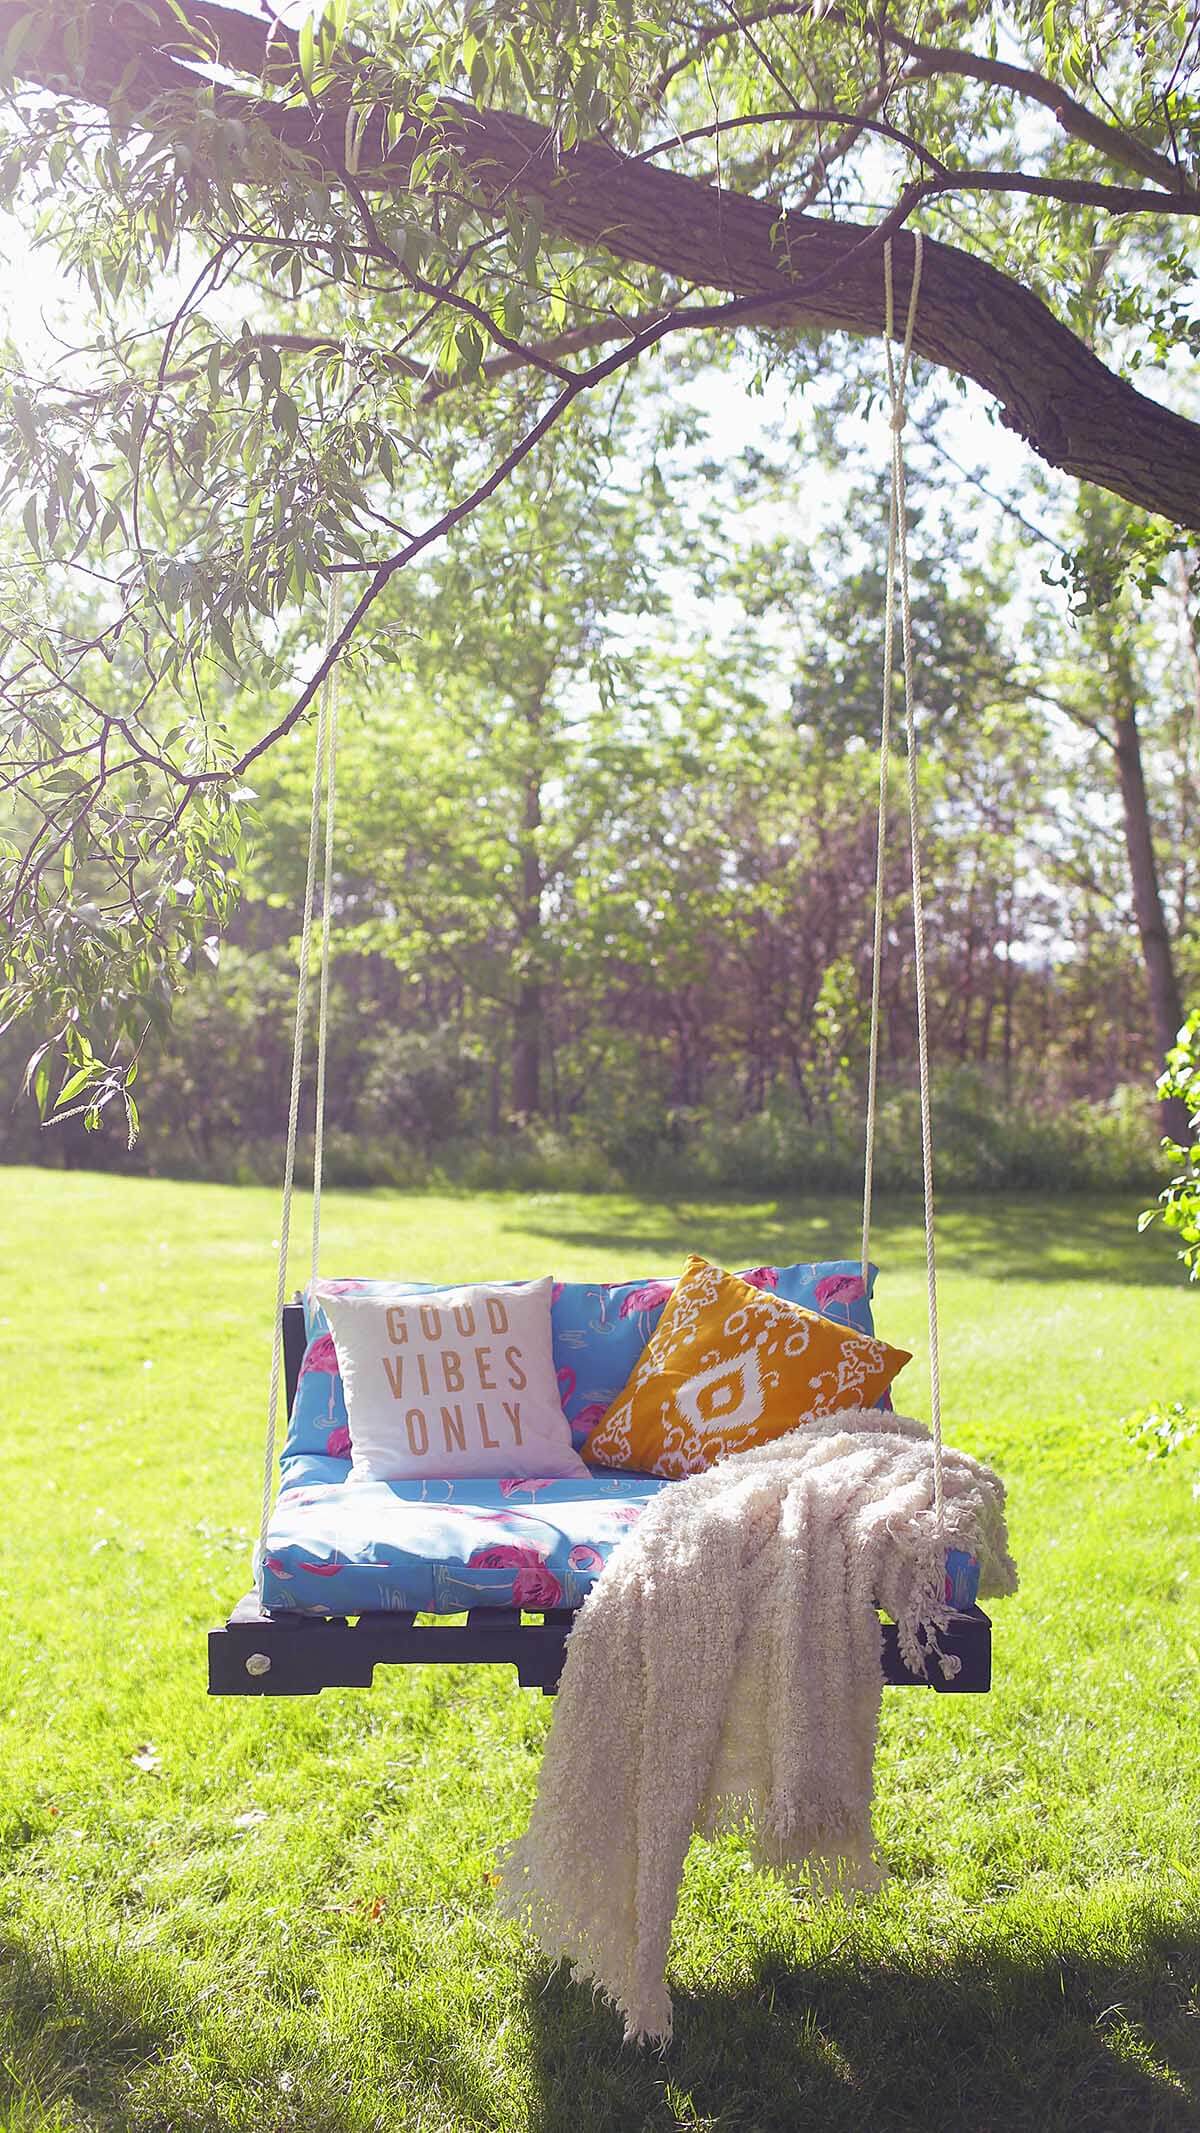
[[814, 1272, 866, 1311], [297, 1558, 343, 1577], [618, 1280, 673, 1318], [299, 1333, 340, 1376], [740, 1266, 779, 1290], [498, 1477, 558, 1502], [573, 1402, 608, 1434], [326, 1425, 352, 1458], [567, 1543, 604, 1574], [556, 1365, 577, 1408], [512, 1566, 563, 1609], [467, 1543, 547, 1571]]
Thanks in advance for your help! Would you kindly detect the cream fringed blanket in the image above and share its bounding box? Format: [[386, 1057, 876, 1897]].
[[497, 1410, 1017, 2043]]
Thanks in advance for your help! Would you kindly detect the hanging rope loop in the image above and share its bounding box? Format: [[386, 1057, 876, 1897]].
[[255, 579, 344, 1594], [860, 231, 946, 1532]]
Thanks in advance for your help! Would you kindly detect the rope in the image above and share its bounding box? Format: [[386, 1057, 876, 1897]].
[[255, 580, 344, 1593], [860, 232, 946, 1528], [859, 284, 901, 1284], [311, 573, 343, 1281]]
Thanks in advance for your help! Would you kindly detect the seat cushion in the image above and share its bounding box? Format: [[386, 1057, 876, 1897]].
[[260, 1457, 668, 1615], [259, 1457, 981, 1618]]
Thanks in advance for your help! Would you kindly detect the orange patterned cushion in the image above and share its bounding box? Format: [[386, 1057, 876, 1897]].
[[582, 1254, 911, 1478]]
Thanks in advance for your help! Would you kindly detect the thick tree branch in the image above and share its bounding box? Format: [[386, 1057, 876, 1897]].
[[9, 0, 1200, 529]]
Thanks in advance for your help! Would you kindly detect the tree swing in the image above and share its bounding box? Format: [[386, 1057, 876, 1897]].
[[208, 234, 993, 1700]]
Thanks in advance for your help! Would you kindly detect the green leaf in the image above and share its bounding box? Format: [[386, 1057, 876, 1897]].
[[56, 1064, 98, 1106], [298, 13, 315, 88]]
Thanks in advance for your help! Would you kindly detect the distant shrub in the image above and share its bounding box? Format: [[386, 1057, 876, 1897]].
[[584, 1070, 1165, 1199]]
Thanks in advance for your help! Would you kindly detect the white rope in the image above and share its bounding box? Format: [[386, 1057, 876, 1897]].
[[255, 581, 343, 1593], [311, 573, 343, 1281], [860, 232, 946, 1528], [859, 289, 901, 1284]]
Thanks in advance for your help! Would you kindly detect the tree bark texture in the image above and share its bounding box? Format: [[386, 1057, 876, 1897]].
[[13, 0, 1200, 531], [510, 766, 544, 1119], [1111, 710, 1192, 1142]]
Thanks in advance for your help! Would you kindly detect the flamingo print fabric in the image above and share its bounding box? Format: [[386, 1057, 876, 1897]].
[[258, 1461, 671, 1614], [258, 1454, 983, 1616], [317, 1278, 588, 1483], [285, 1260, 881, 1463]]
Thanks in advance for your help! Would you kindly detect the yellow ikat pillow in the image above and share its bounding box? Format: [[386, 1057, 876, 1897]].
[[582, 1254, 911, 1478]]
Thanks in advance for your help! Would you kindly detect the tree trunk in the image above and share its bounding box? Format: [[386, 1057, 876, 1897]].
[[1112, 708, 1191, 1142], [510, 761, 544, 1119]]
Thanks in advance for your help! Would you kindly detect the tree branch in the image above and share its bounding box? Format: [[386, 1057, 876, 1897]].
[[9, 0, 1200, 531]]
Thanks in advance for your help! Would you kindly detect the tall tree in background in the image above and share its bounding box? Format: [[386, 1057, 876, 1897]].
[[1027, 489, 1196, 1140]]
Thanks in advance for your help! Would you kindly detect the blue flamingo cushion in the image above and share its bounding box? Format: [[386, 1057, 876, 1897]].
[[259, 1468, 982, 1616], [285, 1260, 880, 1462]]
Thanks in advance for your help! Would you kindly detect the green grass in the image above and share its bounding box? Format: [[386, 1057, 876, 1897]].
[[0, 1167, 1197, 2133]]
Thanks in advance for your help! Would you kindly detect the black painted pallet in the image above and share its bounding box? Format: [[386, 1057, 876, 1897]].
[[208, 1592, 992, 1697]]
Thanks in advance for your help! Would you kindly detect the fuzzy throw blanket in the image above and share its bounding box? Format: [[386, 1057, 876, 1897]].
[[497, 1409, 1017, 2043]]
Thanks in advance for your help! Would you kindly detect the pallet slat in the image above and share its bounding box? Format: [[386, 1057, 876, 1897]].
[[209, 1600, 990, 1698]]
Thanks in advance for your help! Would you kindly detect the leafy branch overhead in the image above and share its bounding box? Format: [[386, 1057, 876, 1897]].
[[1, 0, 1199, 1114]]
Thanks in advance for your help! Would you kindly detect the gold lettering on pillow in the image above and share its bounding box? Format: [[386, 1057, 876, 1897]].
[[405, 1409, 429, 1456], [475, 1345, 495, 1389], [383, 1355, 404, 1399], [385, 1307, 408, 1345], [505, 1344, 527, 1391], [485, 1297, 509, 1335], [441, 1404, 466, 1453]]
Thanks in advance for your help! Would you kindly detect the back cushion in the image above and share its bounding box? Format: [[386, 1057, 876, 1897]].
[[283, 1260, 878, 1461], [551, 1261, 877, 1444]]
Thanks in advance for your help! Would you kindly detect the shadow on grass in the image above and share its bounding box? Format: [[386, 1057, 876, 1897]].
[[524, 1919, 1200, 2133], [4, 1911, 1196, 2133], [507, 1194, 1183, 1290]]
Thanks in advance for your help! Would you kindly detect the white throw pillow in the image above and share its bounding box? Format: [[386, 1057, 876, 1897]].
[[317, 1278, 588, 1483]]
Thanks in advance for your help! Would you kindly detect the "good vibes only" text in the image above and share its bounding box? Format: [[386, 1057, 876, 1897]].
[[380, 1296, 528, 1457]]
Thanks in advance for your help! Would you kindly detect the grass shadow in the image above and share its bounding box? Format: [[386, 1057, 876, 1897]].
[[507, 1193, 1184, 1290], [523, 1915, 1200, 2133]]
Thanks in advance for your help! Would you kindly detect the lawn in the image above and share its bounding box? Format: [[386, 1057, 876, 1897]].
[[0, 1166, 1197, 2133]]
